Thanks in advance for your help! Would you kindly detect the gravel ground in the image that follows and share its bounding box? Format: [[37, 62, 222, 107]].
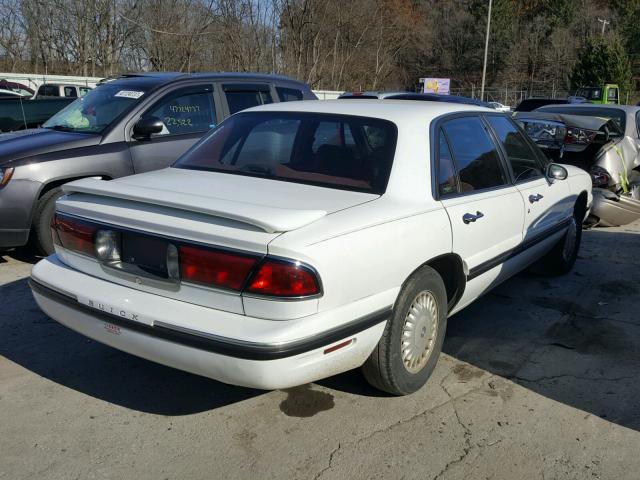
[[1, 221, 639, 480]]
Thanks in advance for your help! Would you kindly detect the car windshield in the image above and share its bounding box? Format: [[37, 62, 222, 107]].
[[174, 111, 398, 194], [536, 106, 626, 132], [42, 84, 150, 133]]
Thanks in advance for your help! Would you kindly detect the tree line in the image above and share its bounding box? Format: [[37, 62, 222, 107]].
[[0, 0, 638, 98]]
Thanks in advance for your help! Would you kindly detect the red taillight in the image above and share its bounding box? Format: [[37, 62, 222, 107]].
[[246, 259, 320, 297], [564, 128, 597, 145], [52, 214, 97, 256], [590, 165, 611, 187], [179, 245, 257, 290]]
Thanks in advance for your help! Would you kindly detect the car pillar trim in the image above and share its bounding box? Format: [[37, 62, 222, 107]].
[[28, 277, 390, 361]]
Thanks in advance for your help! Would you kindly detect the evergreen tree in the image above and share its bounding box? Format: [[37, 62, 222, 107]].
[[570, 36, 633, 96]]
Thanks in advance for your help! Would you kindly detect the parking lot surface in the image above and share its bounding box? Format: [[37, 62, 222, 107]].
[[2, 221, 640, 480]]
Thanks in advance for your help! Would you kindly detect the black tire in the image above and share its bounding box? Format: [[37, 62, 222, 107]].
[[31, 187, 63, 256], [539, 200, 585, 276], [362, 266, 447, 395]]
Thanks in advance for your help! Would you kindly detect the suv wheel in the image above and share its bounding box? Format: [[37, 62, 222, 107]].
[[31, 187, 63, 256]]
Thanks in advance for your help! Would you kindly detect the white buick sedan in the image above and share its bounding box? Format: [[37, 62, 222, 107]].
[[30, 100, 592, 395]]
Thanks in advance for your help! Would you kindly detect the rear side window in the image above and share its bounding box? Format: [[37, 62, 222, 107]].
[[175, 112, 397, 194], [224, 84, 273, 114], [276, 87, 304, 102], [486, 116, 543, 182], [608, 88, 618, 102], [442, 116, 507, 192], [39, 85, 58, 96], [437, 129, 458, 196], [144, 85, 216, 136], [64, 86, 77, 98]]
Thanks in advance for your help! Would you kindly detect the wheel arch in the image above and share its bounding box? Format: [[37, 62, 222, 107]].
[[576, 190, 588, 218], [403, 253, 466, 313], [29, 173, 112, 225]]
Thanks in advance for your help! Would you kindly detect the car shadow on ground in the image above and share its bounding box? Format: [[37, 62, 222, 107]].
[[442, 228, 640, 432], [2, 228, 639, 425], [1, 277, 263, 415], [0, 246, 42, 264]]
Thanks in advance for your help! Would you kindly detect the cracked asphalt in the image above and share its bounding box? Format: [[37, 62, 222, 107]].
[[2, 220, 640, 480]]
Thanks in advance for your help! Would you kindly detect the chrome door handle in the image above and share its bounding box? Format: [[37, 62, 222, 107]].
[[462, 211, 484, 224], [529, 194, 544, 203]]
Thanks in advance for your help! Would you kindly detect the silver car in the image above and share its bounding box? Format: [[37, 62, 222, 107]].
[[522, 104, 640, 226]]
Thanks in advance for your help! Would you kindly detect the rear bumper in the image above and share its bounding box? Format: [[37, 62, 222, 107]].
[[0, 177, 41, 247], [591, 188, 640, 227], [0, 228, 29, 248], [29, 258, 389, 389]]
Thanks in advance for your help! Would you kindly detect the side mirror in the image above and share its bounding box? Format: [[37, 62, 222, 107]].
[[546, 163, 568, 181], [133, 116, 163, 139]]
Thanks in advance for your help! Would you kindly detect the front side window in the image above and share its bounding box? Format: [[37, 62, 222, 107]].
[[224, 84, 273, 114], [143, 85, 216, 137], [175, 112, 397, 194], [486, 116, 543, 182], [442, 116, 507, 192], [43, 83, 152, 133]]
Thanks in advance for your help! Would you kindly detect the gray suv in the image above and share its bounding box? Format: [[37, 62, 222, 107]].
[[0, 72, 316, 254]]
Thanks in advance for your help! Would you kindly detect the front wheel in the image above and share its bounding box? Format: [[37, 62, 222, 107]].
[[362, 266, 447, 395], [539, 201, 584, 275]]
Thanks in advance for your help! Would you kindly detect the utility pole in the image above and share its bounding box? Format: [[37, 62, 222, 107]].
[[597, 18, 610, 35], [480, 0, 493, 102]]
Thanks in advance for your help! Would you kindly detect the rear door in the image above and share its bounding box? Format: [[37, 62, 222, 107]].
[[484, 115, 571, 243], [129, 84, 218, 173], [436, 115, 524, 281]]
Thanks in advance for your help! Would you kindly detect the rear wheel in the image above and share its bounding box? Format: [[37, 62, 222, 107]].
[[362, 266, 447, 395], [31, 187, 63, 256]]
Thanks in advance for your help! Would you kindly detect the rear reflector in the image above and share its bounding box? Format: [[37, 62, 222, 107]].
[[52, 214, 97, 257], [179, 245, 257, 290], [323, 339, 353, 354], [246, 259, 320, 297]]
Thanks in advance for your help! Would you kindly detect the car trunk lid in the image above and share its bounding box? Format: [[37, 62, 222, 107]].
[[62, 168, 378, 236]]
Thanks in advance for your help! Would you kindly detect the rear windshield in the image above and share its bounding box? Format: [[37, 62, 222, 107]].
[[174, 112, 398, 194], [536, 106, 626, 131]]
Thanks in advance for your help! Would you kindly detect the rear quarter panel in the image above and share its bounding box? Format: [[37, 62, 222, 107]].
[[268, 200, 452, 313]]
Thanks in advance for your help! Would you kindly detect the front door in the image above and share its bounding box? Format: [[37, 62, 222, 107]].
[[484, 115, 571, 244], [129, 84, 218, 174]]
